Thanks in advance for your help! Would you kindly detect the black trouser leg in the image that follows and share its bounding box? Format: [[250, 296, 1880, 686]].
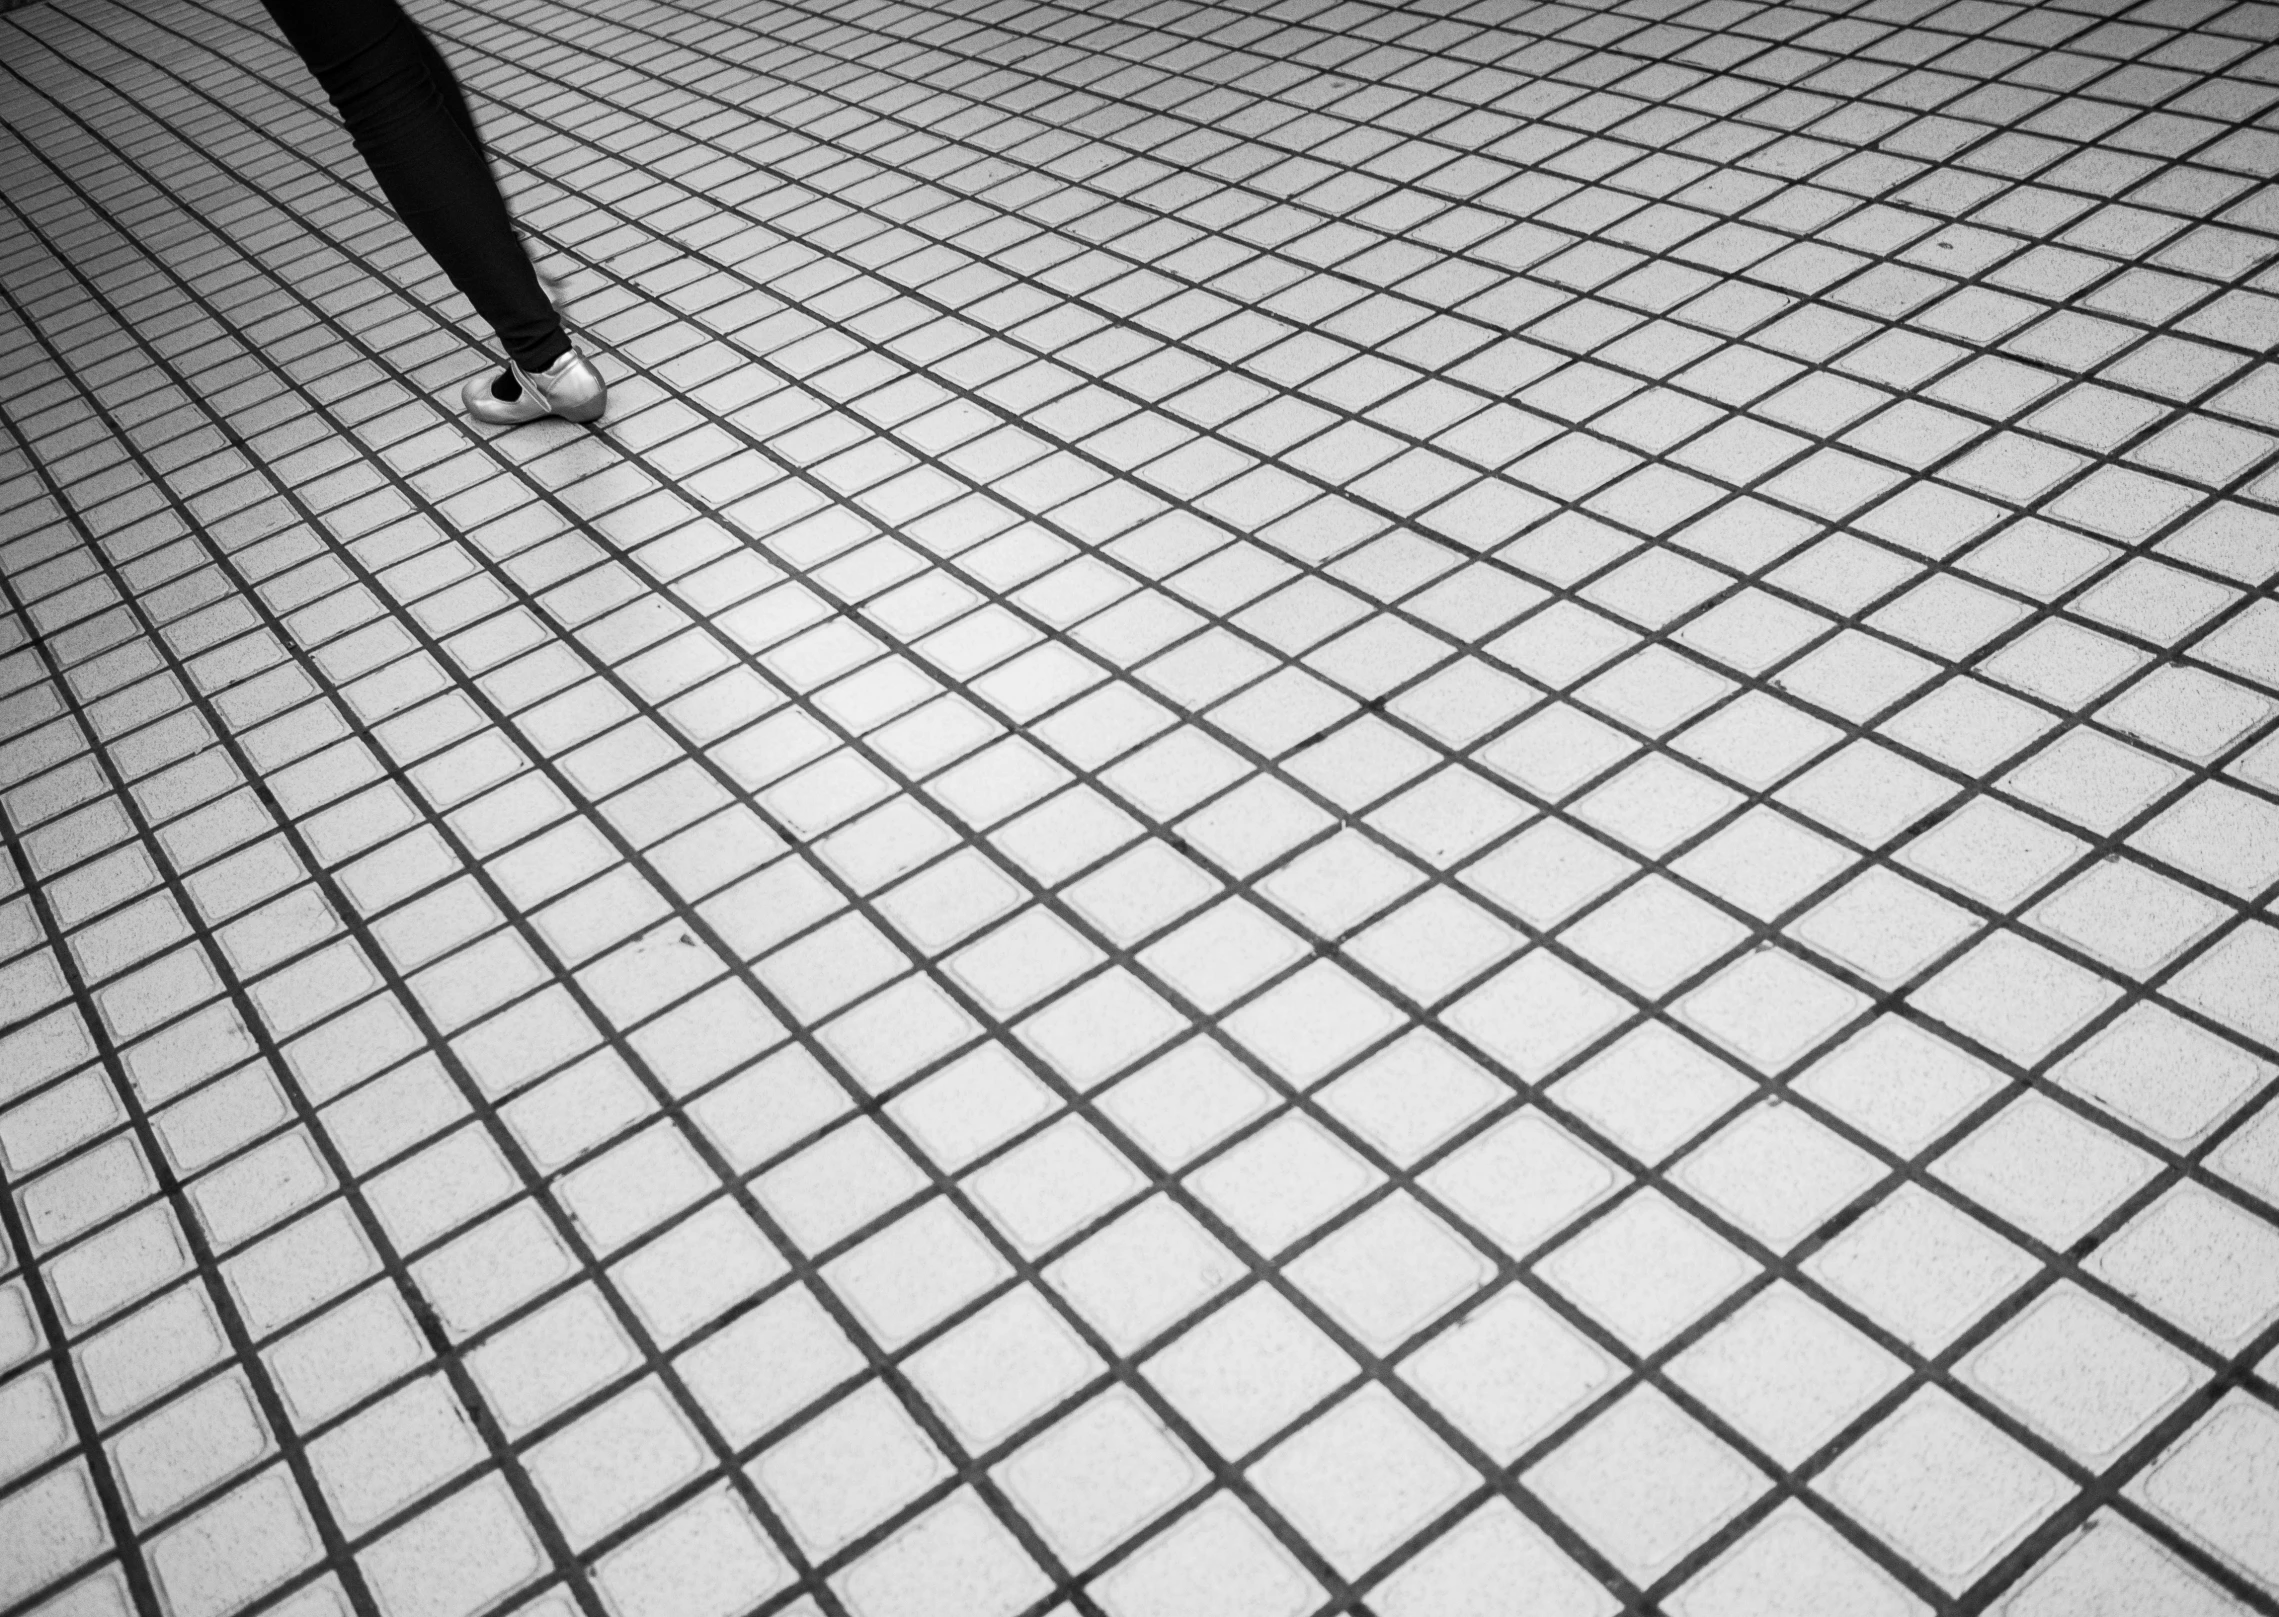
[[261, 0, 569, 372]]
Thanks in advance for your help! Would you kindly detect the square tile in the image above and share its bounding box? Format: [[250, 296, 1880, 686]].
[[593, 1487, 792, 1617], [1998, 1509, 2252, 1617], [754, 1381, 950, 1559], [1046, 1196, 1246, 1356], [1673, 1102, 1884, 1253], [1097, 1039, 1275, 1169], [1248, 1384, 1478, 1581], [1549, 1022, 1754, 1166], [1789, 866, 1979, 988], [965, 1117, 1146, 1257], [1142, 1284, 1357, 1461], [1422, 1110, 1626, 1261], [1792, 1017, 2006, 1157], [1931, 1094, 2159, 1249], [1315, 1031, 1506, 1166], [1908, 932, 2121, 1065], [1370, 1500, 1617, 1617], [1346, 887, 1523, 1005], [1446, 950, 1631, 1082], [1091, 1495, 1323, 1617], [2086, 1184, 2279, 1355], [1803, 1185, 2038, 1354], [1669, 1282, 1907, 1469], [1523, 1386, 1767, 1587], [525, 1379, 710, 1549], [1677, 949, 1867, 1074], [1667, 1500, 1927, 1617], [994, 1387, 1202, 1571], [1286, 1192, 1493, 1352], [1898, 799, 2087, 912], [2023, 856, 2228, 981], [1561, 877, 1747, 998], [1537, 1191, 1759, 1352], [1186, 1113, 1382, 1257], [1957, 1283, 2207, 1470], [1219, 958, 1404, 1085], [904, 1286, 1105, 1454], [1670, 807, 1855, 923], [2126, 1394, 2279, 1597], [1816, 1390, 2072, 1597], [1399, 1284, 1622, 1464], [831, 1490, 1052, 1617]]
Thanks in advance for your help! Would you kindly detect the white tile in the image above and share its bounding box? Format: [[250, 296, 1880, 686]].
[[1091, 1494, 1322, 1617], [1370, 1499, 1617, 1617], [1315, 1031, 1505, 1166], [830, 1489, 1051, 1617], [1538, 1191, 1759, 1353], [526, 1379, 709, 1548], [965, 1117, 1145, 1257], [593, 1486, 792, 1617], [823, 1198, 1012, 1350], [993, 1387, 1202, 1570], [1445, 950, 1630, 1082], [674, 1284, 864, 1448], [147, 1467, 323, 1617], [1046, 1196, 1245, 1356], [1249, 1384, 1478, 1581], [1668, 1500, 1928, 1617], [1958, 1282, 2207, 1470], [1399, 1285, 1621, 1464], [1548, 1023, 1753, 1166], [1677, 949, 1867, 1075], [1523, 1386, 1767, 1586], [1668, 1284, 1907, 1469], [1996, 1509, 2252, 1617], [1932, 1094, 2159, 1249], [1804, 1185, 2037, 1354], [1816, 1389, 2072, 1596], [1674, 1102, 1884, 1253], [2127, 1394, 2279, 1594], [1186, 1113, 1381, 1257], [904, 1286, 1104, 1454], [1792, 1016, 2006, 1157], [1284, 1192, 1492, 1353], [2086, 1184, 2279, 1355], [308, 1375, 483, 1535], [108, 1367, 274, 1526], [1141, 1284, 1357, 1460], [1421, 1109, 1625, 1261], [1096, 1039, 1273, 1170], [754, 1381, 949, 1559]]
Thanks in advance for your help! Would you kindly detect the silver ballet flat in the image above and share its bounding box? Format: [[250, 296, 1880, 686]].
[[461, 349, 607, 426]]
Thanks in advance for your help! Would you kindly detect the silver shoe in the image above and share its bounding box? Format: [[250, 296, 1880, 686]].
[[461, 349, 607, 426]]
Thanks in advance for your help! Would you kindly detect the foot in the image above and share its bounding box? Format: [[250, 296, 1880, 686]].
[[461, 349, 607, 426]]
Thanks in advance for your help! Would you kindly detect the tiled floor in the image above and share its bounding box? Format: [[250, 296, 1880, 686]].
[[3, 0, 2279, 1610]]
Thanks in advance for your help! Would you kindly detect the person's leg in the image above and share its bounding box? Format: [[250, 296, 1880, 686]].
[[408, 25, 484, 154], [261, 0, 571, 377]]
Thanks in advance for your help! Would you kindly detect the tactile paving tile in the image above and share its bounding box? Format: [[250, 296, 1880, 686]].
[[3, 0, 2279, 1612]]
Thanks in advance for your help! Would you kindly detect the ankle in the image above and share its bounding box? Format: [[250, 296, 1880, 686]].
[[514, 334, 574, 376]]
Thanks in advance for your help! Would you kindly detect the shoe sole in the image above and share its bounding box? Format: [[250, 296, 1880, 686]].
[[553, 392, 607, 425]]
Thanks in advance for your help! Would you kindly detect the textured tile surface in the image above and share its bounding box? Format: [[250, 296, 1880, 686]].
[[3, 0, 2279, 1611]]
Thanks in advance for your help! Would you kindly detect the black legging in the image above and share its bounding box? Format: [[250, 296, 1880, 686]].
[[261, 0, 569, 373]]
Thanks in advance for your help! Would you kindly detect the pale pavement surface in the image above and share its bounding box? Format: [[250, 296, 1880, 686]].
[[3, 0, 2279, 1612]]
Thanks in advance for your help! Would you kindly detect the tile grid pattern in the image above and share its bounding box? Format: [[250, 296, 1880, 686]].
[[2, 0, 2279, 1613]]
